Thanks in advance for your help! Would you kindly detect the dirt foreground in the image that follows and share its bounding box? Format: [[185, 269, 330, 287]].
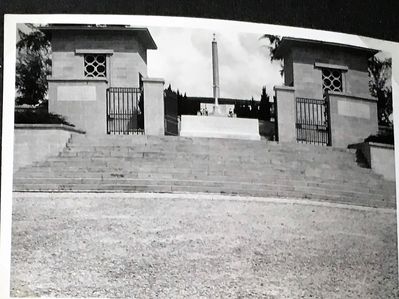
[[11, 193, 398, 298]]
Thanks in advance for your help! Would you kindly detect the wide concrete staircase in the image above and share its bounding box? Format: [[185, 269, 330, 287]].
[[13, 134, 396, 208]]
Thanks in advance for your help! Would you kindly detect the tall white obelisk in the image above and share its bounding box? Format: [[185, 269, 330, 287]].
[[180, 32, 260, 140], [212, 33, 221, 115]]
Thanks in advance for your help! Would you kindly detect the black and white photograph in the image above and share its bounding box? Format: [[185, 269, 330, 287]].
[[2, 13, 399, 298]]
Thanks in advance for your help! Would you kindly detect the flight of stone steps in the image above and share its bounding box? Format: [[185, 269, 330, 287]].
[[13, 134, 396, 208]]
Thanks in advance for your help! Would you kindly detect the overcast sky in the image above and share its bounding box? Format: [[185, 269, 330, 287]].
[[147, 27, 283, 100]]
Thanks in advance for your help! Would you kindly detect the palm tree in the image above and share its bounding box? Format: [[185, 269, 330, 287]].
[[260, 34, 283, 76]]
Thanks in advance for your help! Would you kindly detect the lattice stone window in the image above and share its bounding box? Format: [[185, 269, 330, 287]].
[[322, 68, 343, 94], [84, 54, 106, 78]]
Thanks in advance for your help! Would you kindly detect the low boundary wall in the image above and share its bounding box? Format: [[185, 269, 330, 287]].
[[350, 141, 395, 181], [14, 124, 85, 171]]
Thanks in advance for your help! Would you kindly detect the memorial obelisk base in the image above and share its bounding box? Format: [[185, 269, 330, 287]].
[[180, 33, 260, 141]]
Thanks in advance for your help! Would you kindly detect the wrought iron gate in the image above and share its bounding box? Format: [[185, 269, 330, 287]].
[[295, 97, 330, 145], [164, 91, 179, 135], [273, 95, 279, 141], [106, 87, 144, 134]]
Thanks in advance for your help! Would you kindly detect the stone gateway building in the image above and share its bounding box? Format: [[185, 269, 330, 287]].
[[273, 37, 379, 147], [40, 26, 381, 150], [42, 24, 164, 136]]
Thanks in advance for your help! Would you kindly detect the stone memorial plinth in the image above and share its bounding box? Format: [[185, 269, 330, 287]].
[[180, 115, 260, 140]]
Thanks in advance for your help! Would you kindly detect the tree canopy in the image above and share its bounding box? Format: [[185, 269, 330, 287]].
[[368, 56, 392, 125], [15, 24, 51, 106], [260, 34, 283, 76]]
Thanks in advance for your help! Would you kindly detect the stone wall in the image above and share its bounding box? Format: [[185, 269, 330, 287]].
[[13, 124, 85, 171], [368, 143, 396, 181], [48, 79, 108, 135], [51, 30, 148, 87], [291, 45, 371, 99], [328, 92, 378, 147], [283, 51, 294, 87], [352, 142, 395, 181]]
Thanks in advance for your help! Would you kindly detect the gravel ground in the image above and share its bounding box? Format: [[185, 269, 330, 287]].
[[11, 193, 399, 298]]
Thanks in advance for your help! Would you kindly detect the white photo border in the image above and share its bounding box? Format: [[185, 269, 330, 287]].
[[2, 14, 399, 298]]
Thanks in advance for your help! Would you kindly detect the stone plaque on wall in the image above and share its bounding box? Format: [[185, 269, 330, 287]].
[[62, 66, 74, 77], [116, 67, 127, 79], [57, 86, 96, 101], [337, 100, 370, 119]]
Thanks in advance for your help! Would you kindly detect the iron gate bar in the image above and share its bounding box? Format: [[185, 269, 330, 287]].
[[106, 87, 144, 135], [275, 100, 278, 141], [295, 97, 330, 146]]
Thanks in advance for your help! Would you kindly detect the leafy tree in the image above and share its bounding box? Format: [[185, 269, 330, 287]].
[[368, 56, 392, 125], [16, 24, 51, 106], [261, 34, 282, 61], [260, 34, 283, 76]]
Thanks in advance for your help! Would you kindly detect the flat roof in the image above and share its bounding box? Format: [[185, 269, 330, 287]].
[[39, 24, 157, 50], [274, 37, 378, 59]]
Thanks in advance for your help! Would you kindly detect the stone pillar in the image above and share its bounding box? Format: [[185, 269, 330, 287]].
[[274, 86, 296, 143], [142, 77, 165, 136], [328, 91, 378, 147]]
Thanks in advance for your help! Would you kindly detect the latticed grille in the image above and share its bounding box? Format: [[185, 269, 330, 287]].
[[84, 54, 106, 78], [322, 69, 342, 95]]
